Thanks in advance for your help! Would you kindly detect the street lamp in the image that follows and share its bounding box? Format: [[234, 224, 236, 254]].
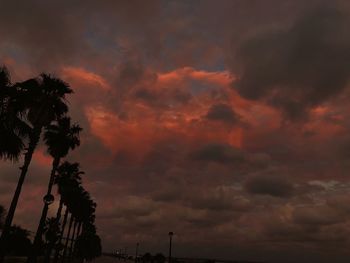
[[43, 194, 54, 205], [168, 232, 174, 263], [135, 242, 139, 263]]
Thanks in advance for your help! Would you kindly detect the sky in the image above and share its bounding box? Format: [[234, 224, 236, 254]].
[[1, 0, 350, 262]]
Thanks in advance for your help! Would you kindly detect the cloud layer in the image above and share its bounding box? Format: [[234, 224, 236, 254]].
[[1, 1, 350, 263]]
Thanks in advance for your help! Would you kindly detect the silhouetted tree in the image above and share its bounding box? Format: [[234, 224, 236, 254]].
[[154, 253, 166, 263], [53, 206, 69, 263], [55, 162, 84, 223], [63, 213, 75, 263], [68, 190, 95, 261], [61, 185, 90, 263], [64, 188, 97, 263], [30, 117, 82, 262], [74, 231, 101, 261], [4, 225, 32, 256], [0, 66, 30, 161], [0, 74, 72, 263], [42, 217, 61, 258], [142, 253, 153, 263], [52, 162, 83, 263]]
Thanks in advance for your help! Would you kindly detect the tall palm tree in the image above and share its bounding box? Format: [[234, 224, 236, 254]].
[[0, 74, 72, 263], [73, 196, 96, 262], [0, 66, 30, 161], [53, 206, 69, 263], [52, 162, 83, 263], [61, 184, 86, 263], [43, 217, 61, 254], [74, 218, 101, 263], [54, 162, 84, 225], [67, 219, 78, 262], [29, 117, 82, 262], [62, 213, 75, 263], [68, 191, 96, 261]]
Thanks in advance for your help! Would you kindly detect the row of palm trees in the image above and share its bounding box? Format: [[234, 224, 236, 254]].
[[0, 66, 101, 262], [48, 161, 100, 263]]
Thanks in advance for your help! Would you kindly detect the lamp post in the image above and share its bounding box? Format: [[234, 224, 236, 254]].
[[43, 194, 54, 205], [168, 232, 174, 263], [135, 242, 139, 263]]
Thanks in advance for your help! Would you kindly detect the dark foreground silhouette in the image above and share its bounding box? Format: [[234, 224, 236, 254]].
[[0, 65, 101, 263]]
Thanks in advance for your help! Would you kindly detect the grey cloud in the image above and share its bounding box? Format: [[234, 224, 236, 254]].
[[191, 143, 245, 164], [244, 175, 295, 198], [231, 6, 350, 120], [0, 0, 162, 71], [205, 103, 241, 125], [292, 206, 342, 226], [185, 187, 252, 212], [99, 196, 156, 220]]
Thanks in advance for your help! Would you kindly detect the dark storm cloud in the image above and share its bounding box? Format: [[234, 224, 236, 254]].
[[109, 58, 156, 112], [0, 0, 162, 71], [231, 6, 350, 120], [205, 103, 240, 125], [184, 187, 252, 212], [292, 206, 342, 226], [0, 0, 85, 69], [244, 175, 295, 198], [191, 143, 245, 164]]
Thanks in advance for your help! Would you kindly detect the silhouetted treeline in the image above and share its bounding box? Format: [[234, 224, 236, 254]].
[[0, 66, 101, 262], [142, 253, 166, 263]]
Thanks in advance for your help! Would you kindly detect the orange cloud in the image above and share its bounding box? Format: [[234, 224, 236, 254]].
[[157, 67, 233, 86], [85, 104, 244, 161], [62, 66, 111, 91], [85, 106, 156, 160], [82, 67, 284, 157]]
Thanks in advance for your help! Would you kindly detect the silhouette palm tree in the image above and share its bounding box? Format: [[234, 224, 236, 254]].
[[68, 192, 96, 261], [55, 162, 84, 223], [52, 162, 84, 263], [74, 231, 101, 262], [29, 117, 82, 262], [61, 185, 87, 263], [43, 217, 61, 255], [0, 66, 30, 161], [0, 74, 72, 263], [74, 200, 100, 263]]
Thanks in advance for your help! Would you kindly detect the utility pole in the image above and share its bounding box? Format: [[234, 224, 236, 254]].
[[168, 232, 174, 263]]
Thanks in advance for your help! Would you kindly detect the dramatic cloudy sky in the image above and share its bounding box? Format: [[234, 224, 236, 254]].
[[1, 0, 350, 262]]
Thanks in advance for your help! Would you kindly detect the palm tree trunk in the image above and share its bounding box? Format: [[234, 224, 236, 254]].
[[61, 215, 74, 263], [76, 222, 82, 239], [53, 206, 68, 263], [45, 198, 64, 263], [0, 127, 42, 263], [67, 220, 78, 261], [70, 221, 82, 261], [28, 157, 61, 263], [55, 198, 64, 222]]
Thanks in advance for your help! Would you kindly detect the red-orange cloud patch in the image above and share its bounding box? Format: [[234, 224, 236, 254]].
[[62, 66, 111, 91]]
